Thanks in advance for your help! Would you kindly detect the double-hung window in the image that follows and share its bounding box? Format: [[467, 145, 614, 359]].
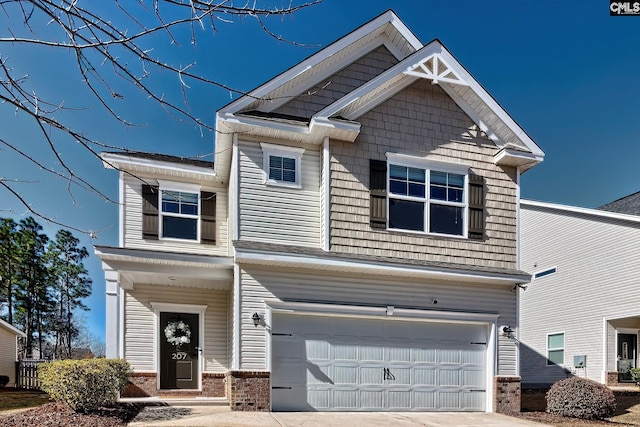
[[387, 155, 468, 237], [547, 332, 565, 366], [158, 182, 201, 241], [260, 142, 305, 188]]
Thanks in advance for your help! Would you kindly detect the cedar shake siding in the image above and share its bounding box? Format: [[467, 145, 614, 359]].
[[274, 46, 399, 119], [238, 140, 321, 248], [330, 79, 518, 270]]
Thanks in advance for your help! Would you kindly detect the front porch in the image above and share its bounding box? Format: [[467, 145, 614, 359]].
[[606, 316, 640, 386]]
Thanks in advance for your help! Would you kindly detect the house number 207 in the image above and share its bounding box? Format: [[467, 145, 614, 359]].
[[171, 352, 187, 360]]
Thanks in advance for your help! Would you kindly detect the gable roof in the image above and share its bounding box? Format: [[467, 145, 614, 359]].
[[215, 10, 544, 178], [0, 318, 25, 337], [599, 191, 640, 216]]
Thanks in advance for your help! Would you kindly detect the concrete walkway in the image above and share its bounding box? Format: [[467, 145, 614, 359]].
[[128, 406, 552, 426]]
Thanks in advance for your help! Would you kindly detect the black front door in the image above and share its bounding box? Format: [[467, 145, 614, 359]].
[[160, 312, 199, 389], [618, 333, 637, 382]]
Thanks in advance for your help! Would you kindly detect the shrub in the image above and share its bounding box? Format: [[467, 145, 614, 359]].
[[630, 368, 640, 383], [0, 375, 8, 387], [39, 358, 131, 413], [546, 376, 616, 420]]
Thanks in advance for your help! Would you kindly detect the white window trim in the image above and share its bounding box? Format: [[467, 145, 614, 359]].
[[533, 266, 558, 280], [157, 180, 202, 243], [260, 142, 305, 189], [546, 331, 565, 366], [385, 154, 470, 238]]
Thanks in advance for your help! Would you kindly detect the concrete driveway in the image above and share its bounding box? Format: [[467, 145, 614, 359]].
[[128, 406, 551, 426]]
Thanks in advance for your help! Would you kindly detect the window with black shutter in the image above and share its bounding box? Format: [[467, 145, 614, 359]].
[[141, 184, 216, 243], [369, 158, 486, 239]]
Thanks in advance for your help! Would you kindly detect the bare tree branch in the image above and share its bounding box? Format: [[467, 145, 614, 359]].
[[0, 0, 322, 235]]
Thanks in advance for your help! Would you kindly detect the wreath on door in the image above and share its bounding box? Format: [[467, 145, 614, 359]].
[[164, 320, 191, 347]]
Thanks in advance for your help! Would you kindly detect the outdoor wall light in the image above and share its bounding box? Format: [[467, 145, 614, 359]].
[[502, 326, 514, 339], [252, 312, 261, 327]]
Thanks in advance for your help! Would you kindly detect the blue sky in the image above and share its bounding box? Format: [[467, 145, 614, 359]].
[[1, 0, 638, 342]]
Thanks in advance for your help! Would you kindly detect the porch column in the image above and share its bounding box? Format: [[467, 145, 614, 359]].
[[104, 264, 120, 359]]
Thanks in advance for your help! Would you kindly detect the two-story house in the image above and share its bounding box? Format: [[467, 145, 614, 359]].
[[96, 10, 544, 413]]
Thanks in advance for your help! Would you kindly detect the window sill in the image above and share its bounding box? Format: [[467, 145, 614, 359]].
[[264, 180, 302, 190], [386, 227, 468, 240], [159, 237, 202, 244]]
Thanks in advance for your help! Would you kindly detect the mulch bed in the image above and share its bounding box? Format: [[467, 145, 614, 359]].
[[0, 401, 143, 427]]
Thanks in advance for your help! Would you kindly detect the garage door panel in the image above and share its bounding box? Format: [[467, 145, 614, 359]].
[[271, 314, 488, 412]]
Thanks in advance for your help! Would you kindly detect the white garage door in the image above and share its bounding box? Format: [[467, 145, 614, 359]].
[[271, 314, 487, 412]]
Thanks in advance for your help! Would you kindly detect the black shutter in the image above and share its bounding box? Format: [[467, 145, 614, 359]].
[[201, 191, 216, 244], [468, 174, 485, 240], [370, 159, 387, 229], [142, 184, 159, 240]]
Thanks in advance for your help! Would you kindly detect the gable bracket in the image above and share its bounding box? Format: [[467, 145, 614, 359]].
[[403, 54, 468, 86]]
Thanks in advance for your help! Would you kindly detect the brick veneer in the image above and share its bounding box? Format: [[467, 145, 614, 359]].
[[124, 372, 157, 397], [226, 371, 270, 411], [606, 371, 620, 386], [494, 376, 521, 414], [123, 372, 226, 398]]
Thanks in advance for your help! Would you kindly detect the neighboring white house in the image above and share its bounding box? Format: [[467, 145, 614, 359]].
[[519, 199, 640, 388], [0, 318, 25, 387], [96, 10, 545, 413]]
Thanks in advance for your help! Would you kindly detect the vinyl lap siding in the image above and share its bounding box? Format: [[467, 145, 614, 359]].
[[125, 285, 228, 373], [239, 267, 517, 375], [330, 79, 518, 270], [519, 204, 640, 385], [122, 174, 229, 255], [238, 140, 321, 247], [0, 328, 18, 386]]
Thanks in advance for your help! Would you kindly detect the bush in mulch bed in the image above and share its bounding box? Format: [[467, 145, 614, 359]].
[[0, 401, 143, 427], [547, 377, 617, 420]]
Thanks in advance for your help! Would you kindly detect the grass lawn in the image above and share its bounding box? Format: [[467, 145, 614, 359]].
[[0, 388, 50, 413]]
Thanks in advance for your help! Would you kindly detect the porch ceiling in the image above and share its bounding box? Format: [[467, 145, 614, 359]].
[[95, 245, 233, 290]]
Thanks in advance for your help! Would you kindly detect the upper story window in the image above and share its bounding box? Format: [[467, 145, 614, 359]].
[[386, 155, 469, 238], [260, 142, 305, 188], [142, 181, 217, 244], [161, 190, 199, 240]]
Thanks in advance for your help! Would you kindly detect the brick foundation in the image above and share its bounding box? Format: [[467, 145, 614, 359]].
[[606, 371, 620, 386], [124, 372, 157, 397], [202, 373, 226, 397], [494, 376, 521, 415], [123, 372, 227, 398], [226, 371, 270, 411]]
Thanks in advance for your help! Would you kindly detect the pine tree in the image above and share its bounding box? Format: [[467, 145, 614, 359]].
[[14, 217, 52, 358], [0, 218, 19, 324], [47, 230, 92, 359]]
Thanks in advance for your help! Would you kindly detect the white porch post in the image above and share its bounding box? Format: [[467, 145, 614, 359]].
[[104, 264, 120, 359]]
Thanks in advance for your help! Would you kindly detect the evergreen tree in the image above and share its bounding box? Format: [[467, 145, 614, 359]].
[[47, 230, 92, 359], [14, 217, 52, 358], [0, 218, 19, 324]]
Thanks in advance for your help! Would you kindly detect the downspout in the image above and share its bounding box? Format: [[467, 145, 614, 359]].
[[515, 166, 521, 377], [232, 133, 241, 370], [322, 137, 330, 252]]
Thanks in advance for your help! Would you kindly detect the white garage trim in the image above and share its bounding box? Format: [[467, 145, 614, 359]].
[[264, 299, 498, 412]]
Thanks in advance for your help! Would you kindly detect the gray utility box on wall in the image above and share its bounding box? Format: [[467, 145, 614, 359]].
[[574, 355, 587, 368]]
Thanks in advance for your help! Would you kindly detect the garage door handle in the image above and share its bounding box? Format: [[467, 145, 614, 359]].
[[272, 386, 292, 390], [383, 368, 395, 381]]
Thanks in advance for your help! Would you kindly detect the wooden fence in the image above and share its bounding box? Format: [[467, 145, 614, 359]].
[[15, 359, 46, 390]]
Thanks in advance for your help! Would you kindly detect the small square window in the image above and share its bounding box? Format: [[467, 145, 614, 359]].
[[260, 142, 305, 188]]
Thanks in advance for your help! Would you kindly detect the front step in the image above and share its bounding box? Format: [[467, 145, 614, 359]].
[[120, 396, 229, 407]]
